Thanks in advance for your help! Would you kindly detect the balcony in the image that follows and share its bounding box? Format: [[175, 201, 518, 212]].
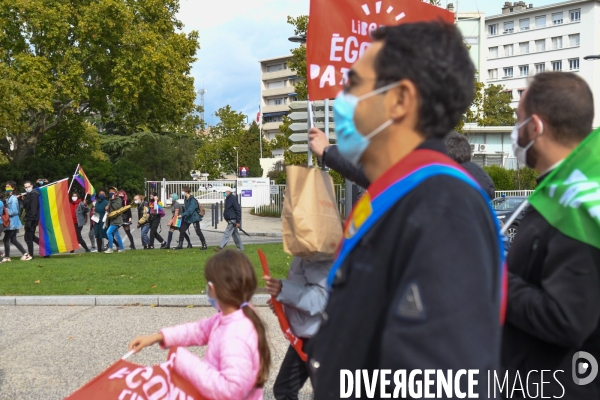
[[262, 104, 289, 114], [262, 86, 295, 97], [262, 121, 282, 131], [262, 69, 295, 81]]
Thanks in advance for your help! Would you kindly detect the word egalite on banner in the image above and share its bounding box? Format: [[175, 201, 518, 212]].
[[306, 0, 454, 100]]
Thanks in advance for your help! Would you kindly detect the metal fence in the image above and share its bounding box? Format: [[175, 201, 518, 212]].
[[253, 184, 346, 218], [494, 190, 534, 198], [145, 179, 237, 205]]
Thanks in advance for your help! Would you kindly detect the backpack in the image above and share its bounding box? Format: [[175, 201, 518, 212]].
[[2, 204, 9, 228], [192, 197, 205, 217]]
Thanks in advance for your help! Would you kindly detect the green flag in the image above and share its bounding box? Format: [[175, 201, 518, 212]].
[[529, 127, 600, 250]]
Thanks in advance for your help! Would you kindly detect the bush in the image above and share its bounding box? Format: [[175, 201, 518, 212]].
[[483, 165, 539, 191]]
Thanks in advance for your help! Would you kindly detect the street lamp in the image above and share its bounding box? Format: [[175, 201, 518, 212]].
[[233, 147, 239, 176], [584, 55, 600, 61], [288, 35, 306, 44]]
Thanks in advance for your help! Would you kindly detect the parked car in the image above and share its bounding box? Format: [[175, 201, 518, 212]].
[[492, 196, 528, 242]]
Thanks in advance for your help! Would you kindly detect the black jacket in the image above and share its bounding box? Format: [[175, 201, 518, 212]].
[[502, 178, 600, 398], [323, 145, 370, 189], [223, 194, 241, 222], [307, 139, 502, 398], [22, 189, 40, 222], [461, 161, 496, 199]]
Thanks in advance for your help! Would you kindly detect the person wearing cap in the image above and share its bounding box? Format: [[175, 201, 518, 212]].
[[215, 188, 243, 251]]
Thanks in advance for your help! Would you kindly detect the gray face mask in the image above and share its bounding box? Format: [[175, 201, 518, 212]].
[[25, 187, 32, 193]]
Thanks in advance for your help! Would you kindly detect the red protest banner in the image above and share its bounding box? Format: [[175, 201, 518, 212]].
[[306, 0, 454, 100], [65, 348, 208, 400], [258, 249, 308, 362]]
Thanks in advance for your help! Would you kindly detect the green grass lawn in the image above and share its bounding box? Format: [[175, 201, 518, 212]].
[[0, 244, 291, 296]]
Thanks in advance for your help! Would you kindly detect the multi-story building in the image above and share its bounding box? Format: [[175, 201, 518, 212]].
[[259, 56, 301, 153], [485, 0, 600, 126], [454, 8, 487, 81]]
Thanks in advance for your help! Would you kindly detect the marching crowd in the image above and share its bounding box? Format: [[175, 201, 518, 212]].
[[0, 184, 244, 262]]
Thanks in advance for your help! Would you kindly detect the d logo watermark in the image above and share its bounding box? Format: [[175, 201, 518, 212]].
[[572, 351, 598, 386]]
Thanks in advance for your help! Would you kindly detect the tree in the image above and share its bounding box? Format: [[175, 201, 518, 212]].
[[239, 122, 271, 177], [286, 16, 308, 101], [195, 106, 246, 179], [478, 84, 516, 126], [0, 0, 200, 163]]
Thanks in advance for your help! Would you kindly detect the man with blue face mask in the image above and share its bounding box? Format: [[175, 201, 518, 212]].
[[306, 22, 503, 398], [502, 72, 600, 398]]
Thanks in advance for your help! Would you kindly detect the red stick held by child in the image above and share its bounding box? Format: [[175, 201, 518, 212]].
[[257, 249, 308, 362]]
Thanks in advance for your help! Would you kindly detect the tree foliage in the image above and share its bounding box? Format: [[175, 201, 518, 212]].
[[478, 84, 516, 126], [286, 15, 308, 101], [0, 0, 200, 163], [196, 106, 267, 180]]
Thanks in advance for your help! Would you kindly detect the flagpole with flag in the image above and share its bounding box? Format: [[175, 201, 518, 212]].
[[68, 164, 79, 194], [38, 178, 80, 256], [73, 165, 97, 200]]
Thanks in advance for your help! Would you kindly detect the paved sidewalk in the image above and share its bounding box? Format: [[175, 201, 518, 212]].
[[0, 306, 313, 399]]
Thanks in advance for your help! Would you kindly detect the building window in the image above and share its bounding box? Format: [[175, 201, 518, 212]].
[[569, 34, 580, 47], [519, 42, 530, 54], [519, 65, 529, 76], [519, 19, 530, 31], [569, 58, 580, 70], [264, 115, 283, 123], [489, 24, 498, 36], [535, 15, 547, 28], [266, 63, 287, 72], [267, 98, 285, 106], [552, 12, 563, 25], [551, 36, 563, 50], [504, 21, 514, 34], [266, 80, 284, 89], [535, 63, 545, 73], [489, 46, 498, 58], [504, 44, 514, 56], [488, 69, 498, 80], [504, 67, 514, 77], [570, 9, 581, 22], [535, 39, 546, 52], [518, 89, 525, 98], [552, 60, 562, 71]]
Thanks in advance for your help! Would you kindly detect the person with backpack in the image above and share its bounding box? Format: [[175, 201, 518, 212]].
[[174, 186, 207, 250], [105, 186, 126, 254], [147, 192, 167, 250], [93, 188, 109, 252], [215, 188, 243, 252], [21, 180, 40, 258], [2, 181, 29, 262], [117, 190, 136, 250], [166, 193, 191, 249]]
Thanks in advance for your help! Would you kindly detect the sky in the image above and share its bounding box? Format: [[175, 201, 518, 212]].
[[176, 0, 559, 126]]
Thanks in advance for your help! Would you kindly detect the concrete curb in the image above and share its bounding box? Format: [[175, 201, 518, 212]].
[[202, 229, 282, 238], [0, 294, 271, 307]]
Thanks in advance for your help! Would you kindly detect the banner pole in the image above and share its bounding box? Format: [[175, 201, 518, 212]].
[[121, 350, 135, 360], [307, 97, 314, 167], [68, 164, 80, 194]]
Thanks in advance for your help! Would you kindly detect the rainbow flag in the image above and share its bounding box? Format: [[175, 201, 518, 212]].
[[38, 179, 80, 256], [74, 165, 96, 200], [174, 217, 182, 228]]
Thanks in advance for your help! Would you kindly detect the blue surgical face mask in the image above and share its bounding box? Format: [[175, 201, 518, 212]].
[[98, 194, 105, 200], [206, 283, 221, 311], [334, 81, 400, 166]]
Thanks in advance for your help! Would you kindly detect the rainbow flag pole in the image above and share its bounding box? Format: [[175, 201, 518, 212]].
[[72, 164, 96, 200], [38, 178, 80, 256]]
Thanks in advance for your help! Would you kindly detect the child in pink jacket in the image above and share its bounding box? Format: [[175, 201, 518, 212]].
[[129, 250, 271, 400]]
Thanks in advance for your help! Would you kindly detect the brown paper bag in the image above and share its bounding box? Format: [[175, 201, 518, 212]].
[[282, 166, 343, 261]]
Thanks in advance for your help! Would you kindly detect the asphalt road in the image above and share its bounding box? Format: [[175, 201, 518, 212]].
[[0, 306, 312, 399]]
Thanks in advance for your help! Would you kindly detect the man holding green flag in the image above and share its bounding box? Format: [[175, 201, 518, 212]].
[[503, 72, 600, 398]]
